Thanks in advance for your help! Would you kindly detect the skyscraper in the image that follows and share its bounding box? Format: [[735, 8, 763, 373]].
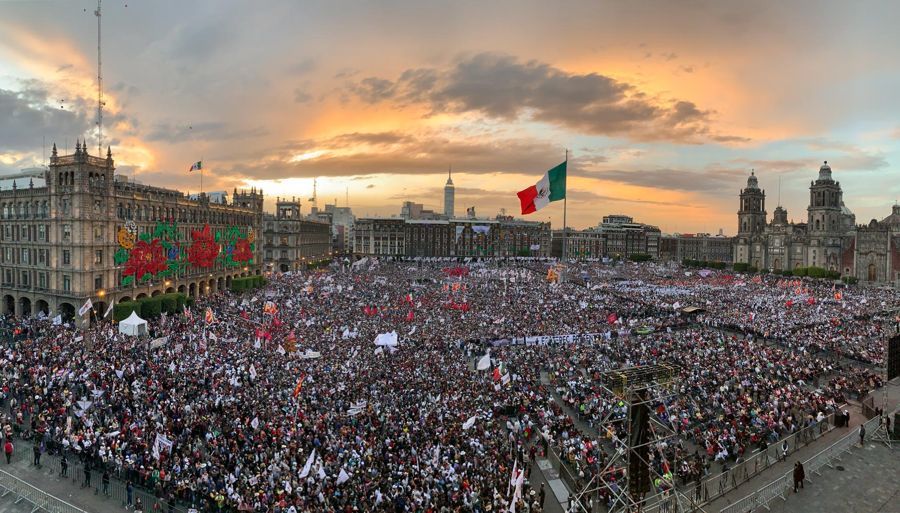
[[444, 166, 455, 218]]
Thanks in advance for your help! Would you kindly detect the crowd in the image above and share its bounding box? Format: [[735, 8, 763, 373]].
[[0, 258, 895, 512]]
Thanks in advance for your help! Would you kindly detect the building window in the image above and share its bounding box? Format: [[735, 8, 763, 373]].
[[95, 250, 103, 265], [38, 273, 46, 289], [21, 248, 29, 265], [62, 250, 71, 265], [62, 275, 71, 292], [63, 224, 72, 242], [3, 270, 10, 284], [94, 274, 103, 290], [94, 226, 104, 241], [20, 271, 28, 286], [39, 225, 46, 241]]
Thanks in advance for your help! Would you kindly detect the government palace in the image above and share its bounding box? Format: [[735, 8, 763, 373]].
[[0, 142, 330, 322]]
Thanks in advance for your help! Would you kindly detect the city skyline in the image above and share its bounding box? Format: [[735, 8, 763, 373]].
[[2, 1, 900, 233]]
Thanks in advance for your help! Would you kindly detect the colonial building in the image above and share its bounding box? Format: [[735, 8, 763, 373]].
[[553, 215, 661, 260], [659, 233, 734, 263], [354, 216, 550, 258], [733, 162, 899, 286], [0, 142, 266, 321], [262, 197, 332, 272]]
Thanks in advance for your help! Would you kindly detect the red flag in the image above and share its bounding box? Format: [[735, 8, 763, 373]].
[[292, 373, 306, 398], [785, 300, 794, 308], [492, 367, 501, 382], [607, 313, 618, 325], [806, 297, 816, 305], [406, 310, 414, 322]]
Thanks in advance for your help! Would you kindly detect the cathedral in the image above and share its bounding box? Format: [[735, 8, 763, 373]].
[[734, 162, 900, 286]]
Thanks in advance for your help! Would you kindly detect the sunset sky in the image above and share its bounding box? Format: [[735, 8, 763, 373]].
[[1, 0, 899, 232]]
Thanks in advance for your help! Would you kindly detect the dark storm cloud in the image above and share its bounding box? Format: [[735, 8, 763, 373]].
[[348, 53, 744, 143], [0, 86, 88, 152]]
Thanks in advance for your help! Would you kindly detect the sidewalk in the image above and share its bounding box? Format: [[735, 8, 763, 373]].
[[709, 380, 900, 512]]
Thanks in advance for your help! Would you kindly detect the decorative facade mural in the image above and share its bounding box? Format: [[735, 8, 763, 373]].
[[115, 222, 254, 286]]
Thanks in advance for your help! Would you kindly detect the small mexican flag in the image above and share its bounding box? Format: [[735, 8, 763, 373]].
[[517, 161, 566, 215], [189, 161, 202, 172]]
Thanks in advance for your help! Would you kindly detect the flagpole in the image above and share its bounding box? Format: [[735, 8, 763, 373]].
[[200, 156, 204, 195], [563, 149, 568, 271]]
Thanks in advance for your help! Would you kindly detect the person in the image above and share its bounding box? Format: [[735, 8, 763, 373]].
[[102, 469, 110, 496], [3, 439, 12, 464], [793, 461, 805, 492], [82, 465, 91, 489], [539, 482, 545, 508], [126, 480, 134, 509], [134, 497, 143, 513], [859, 424, 866, 446], [60, 453, 68, 477], [32, 444, 41, 467], [780, 440, 789, 461]]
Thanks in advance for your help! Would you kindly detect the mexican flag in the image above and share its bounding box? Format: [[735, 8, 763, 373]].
[[189, 161, 202, 172], [517, 161, 566, 215]]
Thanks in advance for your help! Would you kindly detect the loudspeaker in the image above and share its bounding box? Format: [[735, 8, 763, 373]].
[[888, 336, 900, 381], [628, 398, 651, 496]]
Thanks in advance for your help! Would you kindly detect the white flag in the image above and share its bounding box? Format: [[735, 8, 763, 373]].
[[276, 345, 286, 355], [78, 298, 93, 317], [249, 364, 257, 380], [336, 468, 350, 485], [476, 352, 491, 371], [103, 301, 114, 319], [250, 417, 259, 430], [298, 449, 316, 479], [462, 415, 477, 430]]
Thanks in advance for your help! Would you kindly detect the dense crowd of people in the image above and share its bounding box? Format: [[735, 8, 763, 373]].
[[0, 258, 896, 512]]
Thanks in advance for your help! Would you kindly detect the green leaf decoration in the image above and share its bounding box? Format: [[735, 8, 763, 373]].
[[121, 275, 134, 286]]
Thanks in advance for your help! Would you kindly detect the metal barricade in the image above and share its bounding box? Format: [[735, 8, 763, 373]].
[[0, 467, 88, 513]]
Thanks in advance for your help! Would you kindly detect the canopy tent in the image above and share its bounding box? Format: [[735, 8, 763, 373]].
[[119, 311, 148, 337]]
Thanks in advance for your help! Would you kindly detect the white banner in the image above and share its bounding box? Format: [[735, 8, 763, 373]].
[[488, 332, 604, 347]]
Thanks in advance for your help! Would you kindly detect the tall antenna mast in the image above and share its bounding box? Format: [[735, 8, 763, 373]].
[[95, 0, 103, 155], [345, 186, 349, 207], [312, 178, 318, 210]]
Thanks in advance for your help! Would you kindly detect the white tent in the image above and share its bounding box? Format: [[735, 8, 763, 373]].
[[119, 311, 148, 337]]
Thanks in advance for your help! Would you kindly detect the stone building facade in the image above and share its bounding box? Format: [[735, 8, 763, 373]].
[[354, 216, 550, 258], [733, 162, 899, 286], [262, 197, 332, 272], [0, 142, 266, 321]]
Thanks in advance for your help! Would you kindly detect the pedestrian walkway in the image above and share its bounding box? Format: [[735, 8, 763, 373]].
[[767, 441, 899, 513]]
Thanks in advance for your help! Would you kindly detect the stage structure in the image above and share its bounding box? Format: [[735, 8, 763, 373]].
[[570, 363, 706, 513]]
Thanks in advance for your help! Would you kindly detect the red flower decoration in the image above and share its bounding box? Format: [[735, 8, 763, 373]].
[[187, 224, 220, 268], [123, 239, 168, 280], [233, 237, 253, 263]]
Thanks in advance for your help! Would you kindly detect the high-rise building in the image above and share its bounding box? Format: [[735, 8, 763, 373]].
[[444, 167, 455, 218]]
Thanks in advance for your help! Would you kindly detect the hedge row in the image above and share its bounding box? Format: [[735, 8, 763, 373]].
[[113, 293, 189, 322], [231, 275, 266, 293]]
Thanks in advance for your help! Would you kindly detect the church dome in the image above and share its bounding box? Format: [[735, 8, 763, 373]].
[[818, 161, 832, 181], [746, 170, 759, 189]]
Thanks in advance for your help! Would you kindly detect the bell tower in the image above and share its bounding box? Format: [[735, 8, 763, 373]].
[[738, 171, 766, 235]]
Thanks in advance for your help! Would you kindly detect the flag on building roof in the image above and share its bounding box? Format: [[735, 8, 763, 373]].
[[189, 161, 202, 172], [517, 161, 566, 215]]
